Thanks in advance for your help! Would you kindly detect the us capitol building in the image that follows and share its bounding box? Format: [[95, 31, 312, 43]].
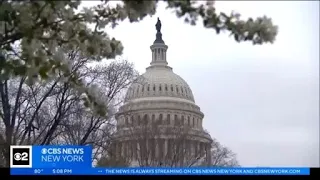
[[110, 18, 213, 167]]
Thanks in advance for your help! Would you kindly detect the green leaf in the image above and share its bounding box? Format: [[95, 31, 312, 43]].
[[87, 46, 95, 55], [14, 66, 26, 76], [39, 66, 49, 79]]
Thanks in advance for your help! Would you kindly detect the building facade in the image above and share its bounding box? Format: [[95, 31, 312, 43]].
[[111, 18, 213, 167]]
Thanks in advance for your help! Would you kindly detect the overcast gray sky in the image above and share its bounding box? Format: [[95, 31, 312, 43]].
[[83, 1, 319, 167]]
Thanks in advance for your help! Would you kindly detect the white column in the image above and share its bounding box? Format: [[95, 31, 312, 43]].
[[206, 144, 211, 165], [162, 49, 164, 60], [133, 141, 137, 160], [123, 142, 126, 157], [191, 141, 195, 157], [126, 142, 129, 158], [197, 119, 200, 129], [183, 116, 187, 125], [191, 118, 194, 128], [147, 139, 151, 160], [127, 141, 131, 159], [121, 142, 124, 157], [155, 139, 159, 158], [136, 142, 140, 159], [164, 139, 168, 157]]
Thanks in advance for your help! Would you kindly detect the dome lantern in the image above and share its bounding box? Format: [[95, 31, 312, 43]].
[[150, 17, 168, 67]]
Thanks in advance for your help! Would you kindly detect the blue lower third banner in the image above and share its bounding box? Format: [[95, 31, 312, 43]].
[[10, 145, 92, 169], [9, 145, 310, 175], [11, 167, 310, 175]]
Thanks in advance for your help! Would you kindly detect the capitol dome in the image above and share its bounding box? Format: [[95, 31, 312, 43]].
[[124, 65, 195, 103], [110, 18, 212, 167]]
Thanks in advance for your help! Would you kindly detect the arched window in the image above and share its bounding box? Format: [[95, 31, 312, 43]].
[[153, 84, 156, 91], [165, 84, 168, 91], [132, 116, 136, 125], [162, 49, 164, 59], [147, 84, 150, 91], [174, 115, 178, 125], [143, 114, 148, 125], [159, 114, 163, 125], [181, 116, 185, 126], [152, 114, 155, 123], [193, 117, 195, 127], [138, 115, 142, 126], [167, 114, 170, 125], [159, 84, 162, 91], [188, 116, 190, 126]]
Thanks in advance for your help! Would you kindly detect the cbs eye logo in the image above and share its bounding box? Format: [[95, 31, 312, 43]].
[[10, 146, 32, 168]]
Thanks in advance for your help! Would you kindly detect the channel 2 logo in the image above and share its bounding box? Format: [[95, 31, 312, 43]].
[[10, 146, 32, 168]]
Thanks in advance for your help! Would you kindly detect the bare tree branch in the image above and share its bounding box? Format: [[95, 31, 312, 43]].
[[0, 42, 138, 167], [100, 115, 210, 167]]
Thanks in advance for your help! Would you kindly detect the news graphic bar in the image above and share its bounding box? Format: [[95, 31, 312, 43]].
[[10, 145, 92, 169], [11, 167, 310, 175], [9, 145, 311, 176]]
